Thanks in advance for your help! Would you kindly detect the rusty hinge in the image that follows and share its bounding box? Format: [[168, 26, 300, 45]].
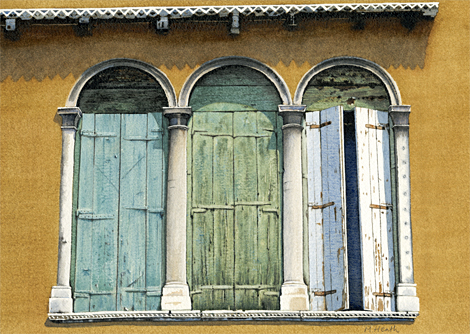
[[370, 204, 392, 210], [314, 290, 337, 296], [309, 202, 334, 209], [80, 130, 117, 137], [124, 136, 159, 141], [365, 124, 387, 130], [309, 121, 332, 129], [373, 292, 393, 297]]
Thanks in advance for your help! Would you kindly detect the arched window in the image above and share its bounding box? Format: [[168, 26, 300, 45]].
[[71, 66, 169, 312], [301, 64, 397, 312], [186, 65, 283, 311]]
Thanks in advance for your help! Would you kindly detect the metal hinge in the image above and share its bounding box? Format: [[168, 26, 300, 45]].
[[125, 207, 164, 214], [365, 124, 388, 130], [313, 290, 337, 296], [80, 130, 117, 137], [123, 136, 159, 141], [370, 204, 392, 210], [309, 202, 334, 209], [77, 213, 115, 220], [373, 292, 394, 297], [308, 121, 332, 129]]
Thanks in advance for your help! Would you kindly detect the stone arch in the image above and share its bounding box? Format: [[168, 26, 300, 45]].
[[294, 57, 402, 106], [179, 56, 292, 107], [66, 58, 177, 107]]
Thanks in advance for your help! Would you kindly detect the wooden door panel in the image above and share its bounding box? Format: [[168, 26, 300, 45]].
[[189, 108, 282, 311]]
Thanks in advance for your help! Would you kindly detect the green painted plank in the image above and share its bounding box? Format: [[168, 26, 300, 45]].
[[74, 114, 95, 312], [118, 114, 147, 311], [90, 114, 120, 312], [234, 112, 259, 310], [189, 86, 280, 113], [146, 112, 165, 310], [190, 112, 214, 310], [212, 113, 235, 310], [256, 111, 281, 310], [194, 65, 276, 87]]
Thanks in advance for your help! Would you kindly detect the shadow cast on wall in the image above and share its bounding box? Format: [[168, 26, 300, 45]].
[[1, 16, 434, 82]]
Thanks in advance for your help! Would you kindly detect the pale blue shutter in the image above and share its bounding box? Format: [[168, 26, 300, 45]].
[[118, 113, 165, 311], [355, 107, 396, 312], [306, 106, 348, 311], [74, 113, 120, 312]]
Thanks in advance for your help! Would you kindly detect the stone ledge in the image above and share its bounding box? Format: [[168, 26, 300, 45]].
[[48, 310, 418, 323]]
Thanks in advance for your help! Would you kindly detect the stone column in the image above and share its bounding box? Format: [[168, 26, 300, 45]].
[[389, 105, 419, 312], [49, 107, 82, 313], [278, 105, 309, 311], [161, 107, 192, 310]]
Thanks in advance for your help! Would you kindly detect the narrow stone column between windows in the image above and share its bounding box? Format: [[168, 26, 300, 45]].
[[161, 107, 192, 311], [49, 107, 82, 313], [278, 105, 309, 311], [389, 105, 419, 312]]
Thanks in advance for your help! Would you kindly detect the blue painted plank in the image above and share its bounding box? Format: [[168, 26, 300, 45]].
[[74, 114, 95, 312], [321, 106, 347, 311], [307, 107, 348, 311], [90, 114, 120, 312], [118, 114, 148, 311], [146, 112, 165, 310], [306, 110, 326, 311]]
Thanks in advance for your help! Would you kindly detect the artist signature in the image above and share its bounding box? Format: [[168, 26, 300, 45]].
[[364, 325, 400, 333]]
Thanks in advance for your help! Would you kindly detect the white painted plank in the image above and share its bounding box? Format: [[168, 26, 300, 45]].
[[306, 111, 325, 311], [355, 107, 375, 311], [376, 110, 395, 311]]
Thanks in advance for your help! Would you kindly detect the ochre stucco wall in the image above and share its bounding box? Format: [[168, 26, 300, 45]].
[[1, 0, 469, 333]]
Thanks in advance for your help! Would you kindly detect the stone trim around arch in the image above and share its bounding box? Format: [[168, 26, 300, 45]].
[[294, 57, 402, 106], [65, 58, 177, 108], [179, 56, 292, 107]]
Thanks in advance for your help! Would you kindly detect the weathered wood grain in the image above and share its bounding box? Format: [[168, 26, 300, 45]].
[[355, 108, 395, 312]]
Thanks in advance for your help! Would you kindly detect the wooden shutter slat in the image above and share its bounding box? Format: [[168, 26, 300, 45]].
[[307, 106, 348, 311], [145, 112, 165, 310], [91, 114, 120, 312], [118, 114, 148, 312], [355, 107, 395, 312]]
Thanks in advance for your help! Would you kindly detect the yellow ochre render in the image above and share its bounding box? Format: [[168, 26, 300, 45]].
[[1, 0, 469, 333]]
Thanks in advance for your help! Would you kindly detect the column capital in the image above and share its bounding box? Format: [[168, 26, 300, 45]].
[[389, 105, 411, 128], [57, 107, 82, 130], [278, 105, 306, 126], [163, 107, 192, 126]]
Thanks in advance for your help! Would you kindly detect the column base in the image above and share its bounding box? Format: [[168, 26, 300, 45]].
[[396, 283, 419, 312], [161, 284, 192, 311], [49, 286, 73, 313], [280, 283, 309, 311]]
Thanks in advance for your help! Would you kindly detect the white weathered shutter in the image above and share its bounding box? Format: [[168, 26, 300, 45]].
[[355, 107, 396, 312], [306, 106, 348, 311]]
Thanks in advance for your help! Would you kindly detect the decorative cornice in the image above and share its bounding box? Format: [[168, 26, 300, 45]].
[[1, 3, 439, 22], [48, 310, 419, 322]]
